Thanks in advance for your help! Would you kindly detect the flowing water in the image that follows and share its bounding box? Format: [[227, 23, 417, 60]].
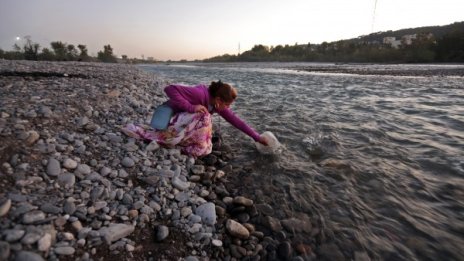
[[140, 63, 464, 260]]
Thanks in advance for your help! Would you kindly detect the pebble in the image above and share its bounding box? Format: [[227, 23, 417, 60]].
[[54, 246, 75, 255], [76, 164, 91, 175], [25, 131, 40, 145], [22, 211, 46, 224], [46, 158, 61, 176], [233, 196, 254, 207], [121, 157, 135, 168], [156, 225, 169, 241], [195, 203, 216, 226], [14, 251, 45, 261], [38, 234, 52, 252], [0, 199, 11, 216], [212, 239, 223, 247], [4, 229, 25, 242], [172, 177, 190, 191], [99, 223, 135, 243], [63, 158, 78, 169], [226, 219, 250, 239], [57, 173, 75, 187]]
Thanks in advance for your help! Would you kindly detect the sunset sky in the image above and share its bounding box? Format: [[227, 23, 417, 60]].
[[1, 0, 463, 60]]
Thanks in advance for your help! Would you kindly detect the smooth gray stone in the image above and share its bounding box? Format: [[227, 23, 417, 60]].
[[8, 194, 27, 202], [4, 229, 25, 242], [172, 177, 190, 191], [118, 169, 129, 178], [155, 225, 169, 241], [63, 201, 76, 215], [195, 202, 216, 226], [54, 246, 75, 255], [15, 251, 44, 261], [175, 192, 189, 202], [121, 157, 135, 168], [57, 173, 75, 187], [21, 232, 42, 245], [40, 203, 62, 214], [46, 158, 61, 176], [63, 158, 78, 169], [99, 223, 135, 243], [184, 256, 199, 261], [22, 211, 46, 224], [76, 164, 91, 175]]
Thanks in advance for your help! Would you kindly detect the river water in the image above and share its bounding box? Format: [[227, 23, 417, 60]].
[[140, 63, 464, 260]]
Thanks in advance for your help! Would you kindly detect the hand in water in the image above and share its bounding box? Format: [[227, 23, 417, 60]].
[[194, 105, 208, 114]]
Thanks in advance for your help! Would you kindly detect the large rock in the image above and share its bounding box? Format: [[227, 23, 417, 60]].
[[195, 202, 216, 225], [99, 223, 135, 243], [226, 219, 250, 239]]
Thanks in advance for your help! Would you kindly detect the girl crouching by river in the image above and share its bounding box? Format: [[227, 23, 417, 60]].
[[122, 81, 268, 157]]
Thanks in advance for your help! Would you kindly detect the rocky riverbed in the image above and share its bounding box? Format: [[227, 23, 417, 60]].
[[0, 60, 327, 261]]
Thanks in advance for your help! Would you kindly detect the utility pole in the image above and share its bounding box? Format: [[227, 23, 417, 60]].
[[238, 42, 240, 56]]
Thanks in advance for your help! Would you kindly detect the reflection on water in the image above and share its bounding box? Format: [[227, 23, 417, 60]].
[[140, 62, 464, 260]]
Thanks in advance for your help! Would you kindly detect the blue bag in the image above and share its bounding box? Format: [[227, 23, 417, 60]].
[[150, 103, 173, 130]]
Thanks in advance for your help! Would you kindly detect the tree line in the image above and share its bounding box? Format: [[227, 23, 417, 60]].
[[0, 38, 118, 63], [204, 30, 464, 63]]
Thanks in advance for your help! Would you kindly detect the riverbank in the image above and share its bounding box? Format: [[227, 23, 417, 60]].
[[0, 60, 329, 261]]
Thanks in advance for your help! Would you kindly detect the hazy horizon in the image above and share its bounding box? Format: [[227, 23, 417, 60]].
[[1, 0, 463, 60]]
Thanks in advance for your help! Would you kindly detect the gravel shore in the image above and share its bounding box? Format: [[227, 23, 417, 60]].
[[0, 60, 323, 261]]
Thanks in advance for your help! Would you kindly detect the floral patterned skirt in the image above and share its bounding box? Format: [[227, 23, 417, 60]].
[[122, 112, 213, 157]]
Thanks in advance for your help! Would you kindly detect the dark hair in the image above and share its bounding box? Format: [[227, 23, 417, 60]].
[[208, 81, 237, 103]]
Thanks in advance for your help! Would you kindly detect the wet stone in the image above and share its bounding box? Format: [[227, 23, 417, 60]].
[[226, 219, 250, 239], [277, 241, 293, 260]]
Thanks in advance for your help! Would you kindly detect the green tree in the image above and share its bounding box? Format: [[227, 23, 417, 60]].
[[50, 41, 68, 60], [97, 44, 117, 63], [77, 44, 90, 61], [39, 48, 55, 60], [23, 37, 40, 60], [66, 44, 78, 61]]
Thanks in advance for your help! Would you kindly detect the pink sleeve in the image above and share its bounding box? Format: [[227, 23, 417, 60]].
[[164, 85, 196, 113], [217, 108, 261, 141]]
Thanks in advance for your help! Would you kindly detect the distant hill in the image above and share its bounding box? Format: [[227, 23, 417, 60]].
[[347, 21, 464, 44]]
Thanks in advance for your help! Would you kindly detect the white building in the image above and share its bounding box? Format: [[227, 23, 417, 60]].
[[383, 36, 402, 49]]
